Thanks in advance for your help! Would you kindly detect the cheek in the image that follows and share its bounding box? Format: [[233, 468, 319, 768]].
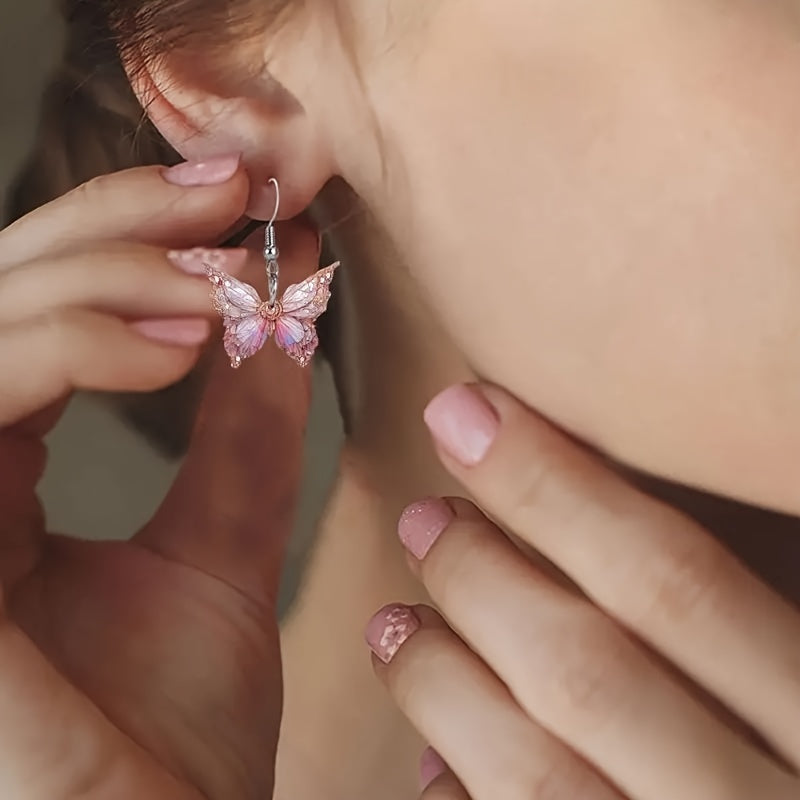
[[381, 1, 800, 511]]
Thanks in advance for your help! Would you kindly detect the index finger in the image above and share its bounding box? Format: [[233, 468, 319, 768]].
[[0, 158, 251, 267]]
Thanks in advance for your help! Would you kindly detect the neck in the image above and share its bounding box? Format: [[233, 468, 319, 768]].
[[276, 191, 473, 800], [315, 179, 475, 477]]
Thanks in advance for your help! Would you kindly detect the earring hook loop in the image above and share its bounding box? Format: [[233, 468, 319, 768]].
[[267, 177, 280, 228]]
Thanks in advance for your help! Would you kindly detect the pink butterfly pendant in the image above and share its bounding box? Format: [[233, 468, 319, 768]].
[[206, 262, 339, 369]]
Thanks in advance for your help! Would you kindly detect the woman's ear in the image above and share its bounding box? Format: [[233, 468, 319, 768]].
[[127, 15, 337, 221]]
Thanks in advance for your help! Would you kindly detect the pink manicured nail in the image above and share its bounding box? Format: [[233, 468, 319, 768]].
[[398, 498, 454, 560], [167, 247, 249, 275], [163, 154, 241, 186], [424, 385, 499, 466], [365, 604, 420, 665], [132, 318, 211, 346], [420, 747, 447, 790]]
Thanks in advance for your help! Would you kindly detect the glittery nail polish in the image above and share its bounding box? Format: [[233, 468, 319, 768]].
[[365, 604, 420, 664], [398, 498, 454, 560], [167, 247, 248, 276]]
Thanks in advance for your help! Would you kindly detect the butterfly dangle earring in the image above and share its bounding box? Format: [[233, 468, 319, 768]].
[[205, 178, 339, 369]]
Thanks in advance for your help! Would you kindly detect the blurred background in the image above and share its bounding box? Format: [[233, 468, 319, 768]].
[[0, 0, 342, 610]]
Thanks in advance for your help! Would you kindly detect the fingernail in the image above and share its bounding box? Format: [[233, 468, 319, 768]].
[[365, 604, 420, 665], [163, 154, 241, 187], [424, 384, 499, 467], [398, 498, 454, 560], [132, 318, 211, 346], [420, 747, 447, 790], [167, 247, 248, 276]]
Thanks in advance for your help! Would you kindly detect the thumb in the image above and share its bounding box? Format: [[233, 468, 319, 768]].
[[136, 219, 322, 604]]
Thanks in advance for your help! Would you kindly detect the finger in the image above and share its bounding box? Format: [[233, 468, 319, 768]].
[[0, 245, 249, 325], [137, 218, 319, 604], [424, 384, 800, 770], [0, 309, 208, 427], [399, 498, 798, 800], [0, 159, 250, 266], [366, 605, 624, 800]]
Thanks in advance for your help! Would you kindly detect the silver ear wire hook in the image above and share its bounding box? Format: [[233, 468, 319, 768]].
[[266, 177, 280, 229], [264, 178, 280, 308]]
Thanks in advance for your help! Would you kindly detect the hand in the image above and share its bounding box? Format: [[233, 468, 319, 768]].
[[366, 384, 800, 800], [0, 160, 314, 799]]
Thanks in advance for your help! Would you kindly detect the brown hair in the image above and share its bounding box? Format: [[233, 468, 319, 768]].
[[67, 0, 295, 68], [9, 2, 179, 222]]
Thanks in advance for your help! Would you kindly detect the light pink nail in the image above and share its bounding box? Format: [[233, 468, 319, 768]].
[[167, 247, 249, 275], [424, 385, 499, 467], [132, 318, 211, 346], [163, 154, 241, 187], [420, 747, 447, 790], [398, 498, 454, 560], [365, 604, 420, 665]]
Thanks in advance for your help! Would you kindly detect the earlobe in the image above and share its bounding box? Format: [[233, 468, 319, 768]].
[[125, 53, 334, 222]]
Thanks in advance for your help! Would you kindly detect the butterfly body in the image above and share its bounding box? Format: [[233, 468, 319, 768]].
[[206, 262, 339, 369]]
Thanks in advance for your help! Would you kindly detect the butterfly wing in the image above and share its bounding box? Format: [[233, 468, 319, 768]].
[[206, 266, 262, 319], [206, 266, 271, 368], [274, 315, 318, 368], [280, 262, 339, 319], [275, 263, 339, 367], [222, 315, 272, 368]]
